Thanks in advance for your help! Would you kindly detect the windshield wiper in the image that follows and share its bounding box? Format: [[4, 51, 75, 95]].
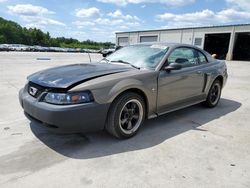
[[110, 60, 140, 70]]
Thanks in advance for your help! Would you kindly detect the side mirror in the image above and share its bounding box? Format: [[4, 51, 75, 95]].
[[164, 63, 182, 71]]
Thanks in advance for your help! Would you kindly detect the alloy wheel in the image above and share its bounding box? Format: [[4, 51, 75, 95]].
[[210, 83, 221, 105], [119, 99, 143, 134]]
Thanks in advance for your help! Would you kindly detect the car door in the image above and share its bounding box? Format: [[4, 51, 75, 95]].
[[157, 47, 205, 114]]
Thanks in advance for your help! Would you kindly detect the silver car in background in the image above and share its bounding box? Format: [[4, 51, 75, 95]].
[[19, 43, 228, 139]]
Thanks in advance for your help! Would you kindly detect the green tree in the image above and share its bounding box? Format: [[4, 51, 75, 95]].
[[0, 16, 114, 49]]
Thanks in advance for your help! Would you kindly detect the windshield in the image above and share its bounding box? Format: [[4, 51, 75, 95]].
[[100, 44, 169, 69]]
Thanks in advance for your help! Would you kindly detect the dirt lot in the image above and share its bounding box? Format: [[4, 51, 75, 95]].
[[0, 52, 249, 188]]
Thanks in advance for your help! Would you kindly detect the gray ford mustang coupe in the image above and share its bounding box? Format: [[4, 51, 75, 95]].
[[19, 43, 228, 139]]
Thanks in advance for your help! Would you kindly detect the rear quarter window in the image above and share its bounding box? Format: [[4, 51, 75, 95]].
[[198, 51, 208, 64]]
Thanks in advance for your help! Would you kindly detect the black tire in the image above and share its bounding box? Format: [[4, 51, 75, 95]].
[[203, 79, 222, 108], [106, 92, 146, 139]]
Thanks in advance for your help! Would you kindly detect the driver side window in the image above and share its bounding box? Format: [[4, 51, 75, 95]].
[[168, 47, 199, 68]]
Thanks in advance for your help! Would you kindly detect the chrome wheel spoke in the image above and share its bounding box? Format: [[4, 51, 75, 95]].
[[123, 106, 129, 112], [127, 121, 132, 130], [131, 103, 136, 110], [132, 114, 139, 120], [121, 118, 127, 125]]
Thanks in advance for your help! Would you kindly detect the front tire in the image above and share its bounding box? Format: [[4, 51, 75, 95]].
[[203, 80, 222, 108], [106, 92, 145, 139]]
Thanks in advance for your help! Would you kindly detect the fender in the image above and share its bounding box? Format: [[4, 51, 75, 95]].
[[107, 78, 157, 118], [108, 79, 148, 102]]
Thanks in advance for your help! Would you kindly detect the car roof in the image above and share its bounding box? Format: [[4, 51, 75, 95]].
[[132, 42, 196, 47], [130, 42, 208, 52], [128, 42, 213, 61]]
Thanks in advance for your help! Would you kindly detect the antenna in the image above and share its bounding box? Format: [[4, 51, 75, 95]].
[[87, 51, 92, 63]]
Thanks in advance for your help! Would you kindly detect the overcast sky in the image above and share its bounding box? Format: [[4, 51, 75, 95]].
[[0, 0, 250, 42]]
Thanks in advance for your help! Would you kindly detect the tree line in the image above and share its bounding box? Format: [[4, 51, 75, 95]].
[[0, 17, 114, 49]]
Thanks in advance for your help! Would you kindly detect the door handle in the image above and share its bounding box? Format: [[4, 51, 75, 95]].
[[196, 71, 202, 74]]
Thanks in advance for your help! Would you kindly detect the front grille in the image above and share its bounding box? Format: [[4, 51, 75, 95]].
[[27, 82, 46, 98]]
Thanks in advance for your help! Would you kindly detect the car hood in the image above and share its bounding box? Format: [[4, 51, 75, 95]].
[[28, 62, 133, 88]]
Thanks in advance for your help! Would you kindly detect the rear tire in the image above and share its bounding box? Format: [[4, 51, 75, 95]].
[[203, 80, 222, 108], [105, 92, 145, 139]]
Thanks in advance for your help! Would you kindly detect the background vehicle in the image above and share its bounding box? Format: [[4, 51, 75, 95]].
[[101, 45, 122, 57], [19, 43, 228, 139]]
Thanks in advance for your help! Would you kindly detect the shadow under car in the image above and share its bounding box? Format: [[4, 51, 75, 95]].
[[29, 98, 241, 159]]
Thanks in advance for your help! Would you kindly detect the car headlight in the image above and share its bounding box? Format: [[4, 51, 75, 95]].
[[44, 91, 93, 105]]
